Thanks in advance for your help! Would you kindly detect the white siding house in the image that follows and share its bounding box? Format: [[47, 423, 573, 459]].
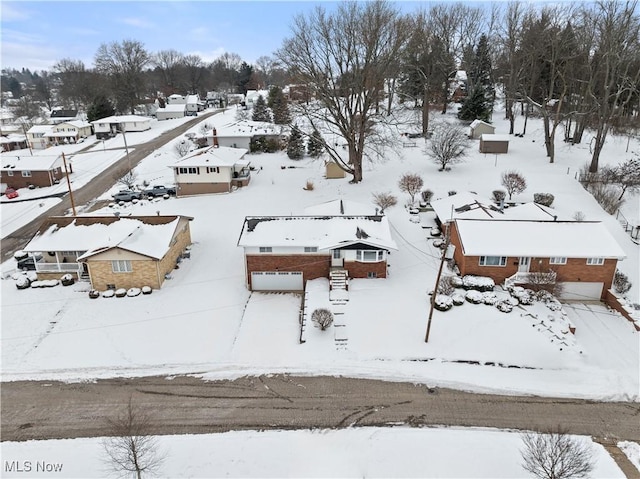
[[156, 104, 186, 120], [91, 115, 152, 139]]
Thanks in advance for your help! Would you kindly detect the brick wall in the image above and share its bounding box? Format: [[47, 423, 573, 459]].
[[89, 259, 160, 290], [1, 169, 65, 189], [246, 254, 331, 289], [157, 223, 192, 283], [344, 260, 387, 278], [605, 290, 640, 331], [177, 182, 230, 196]]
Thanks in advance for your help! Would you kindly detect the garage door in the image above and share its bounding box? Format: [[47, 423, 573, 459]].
[[251, 271, 303, 291], [559, 282, 604, 301]]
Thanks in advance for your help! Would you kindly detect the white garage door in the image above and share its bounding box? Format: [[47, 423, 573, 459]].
[[559, 282, 604, 301], [251, 271, 303, 291]]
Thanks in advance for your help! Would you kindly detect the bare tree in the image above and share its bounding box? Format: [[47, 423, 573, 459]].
[[372, 192, 398, 213], [94, 39, 150, 114], [174, 139, 192, 158], [102, 398, 164, 479], [601, 157, 640, 201], [311, 308, 334, 330], [181, 54, 204, 94], [398, 173, 424, 205], [520, 429, 594, 479], [426, 122, 469, 171], [277, 0, 410, 183], [115, 168, 138, 190], [501, 170, 527, 200], [152, 49, 184, 95]]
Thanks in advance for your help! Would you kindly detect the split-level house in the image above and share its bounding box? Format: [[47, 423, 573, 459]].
[[448, 219, 626, 301], [44, 120, 93, 144], [26, 125, 54, 149], [237, 201, 397, 291], [0, 155, 66, 189], [170, 145, 251, 196], [21, 215, 193, 290]]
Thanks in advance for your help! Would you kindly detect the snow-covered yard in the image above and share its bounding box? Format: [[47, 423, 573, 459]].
[[1, 107, 638, 402], [0, 427, 626, 478]]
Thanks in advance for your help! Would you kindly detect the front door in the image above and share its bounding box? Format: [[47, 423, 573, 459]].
[[331, 249, 343, 267], [518, 257, 530, 272]]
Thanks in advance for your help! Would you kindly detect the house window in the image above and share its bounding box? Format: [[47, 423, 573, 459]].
[[7, 171, 13, 176], [333, 250, 341, 259], [112, 260, 132, 273], [178, 167, 199, 174], [304, 247, 318, 253], [479, 256, 507, 266], [367, 272, 377, 278], [587, 257, 605, 265], [549, 257, 567, 265], [62, 251, 78, 258], [259, 247, 272, 253], [207, 167, 219, 174], [356, 250, 384, 262], [22, 170, 32, 177]]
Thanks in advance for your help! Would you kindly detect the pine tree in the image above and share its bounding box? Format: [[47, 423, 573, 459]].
[[458, 34, 494, 122], [307, 129, 324, 157], [87, 94, 116, 122], [268, 86, 291, 125], [252, 95, 272, 122], [287, 126, 305, 160]]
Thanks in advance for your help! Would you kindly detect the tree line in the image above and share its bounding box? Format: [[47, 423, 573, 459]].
[[2, 0, 639, 181]]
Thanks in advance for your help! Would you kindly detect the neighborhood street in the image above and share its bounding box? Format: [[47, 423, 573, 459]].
[[0, 110, 219, 262], [2, 374, 638, 443]]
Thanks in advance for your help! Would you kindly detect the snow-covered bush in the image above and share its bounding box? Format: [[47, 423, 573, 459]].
[[430, 227, 441, 237], [434, 294, 454, 311], [142, 286, 153, 295], [462, 275, 495, 292], [438, 276, 455, 295], [496, 300, 514, 313], [432, 239, 444, 248], [613, 270, 632, 294], [492, 190, 506, 203], [115, 288, 127, 298], [482, 292, 498, 305], [421, 189, 434, 204], [31, 280, 59, 288], [533, 193, 554, 207], [509, 286, 534, 305], [127, 287, 141, 297], [450, 276, 464, 288], [452, 293, 465, 306], [312, 308, 334, 330], [15, 276, 31, 290], [465, 290, 483, 304], [88, 289, 100, 299], [61, 274, 74, 286], [102, 289, 115, 298]]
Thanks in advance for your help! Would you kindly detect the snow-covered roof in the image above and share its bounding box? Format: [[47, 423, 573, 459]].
[[454, 219, 626, 259], [186, 94, 200, 103], [431, 192, 497, 222], [481, 134, 510, 142], [212, 121, 281, 138], [157, 104, 186, 112], [1, 155, 61, 171], [304, 199, 379, 216], [171, 145, 248, 167], [23, 215, 190, 260], [91, 115, 152, 124], [501, 202, 563, 221], [238, 215, 398, 251], [55, 120, 91, 129], [470, 119, 494, 129], [0, 133, 26, 144], [27, 125, 54, 134], [455, 70, 467, 81]]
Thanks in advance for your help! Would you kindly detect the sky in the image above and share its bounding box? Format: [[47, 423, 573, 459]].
[[0, 1, 347, 72]]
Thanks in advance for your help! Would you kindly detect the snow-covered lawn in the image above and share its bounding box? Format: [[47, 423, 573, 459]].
[[619, 440, 640, 472], [0, 427, 625, 478], [1, 107, 638, 402]]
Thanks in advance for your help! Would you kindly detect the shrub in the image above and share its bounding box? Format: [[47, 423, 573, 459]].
[[496, 300, 514, 313], [372, 192, 398, 213], [482, 292, 498, 305], [434, 294, 454, 311], [398, 173, 424, 205], [572, 211, 586, 221], [448, 190, 457, 196], [613, 270, 632, 294], [465, 290, 483, 304], [533, 193, 555, 207], [312, 308, 334, 330], [452, 293, 465, 306], [588, 183, 624, 214], [304, 180, 315, 191], [15, 276, 31, 290], [492, 190, 506, 203], [501, 170, 527, 200], [438, 276, 456, 295], [89, 289, 100, 299], [462, 275, 495, 292], [421, 189, 434, 203], [60, 274, 75, 286]]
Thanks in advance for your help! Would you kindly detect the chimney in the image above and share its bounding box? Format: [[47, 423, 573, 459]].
[[212, 128, 219, 148]]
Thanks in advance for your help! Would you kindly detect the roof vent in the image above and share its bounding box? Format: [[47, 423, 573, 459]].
[[356, 227, 369, 239]]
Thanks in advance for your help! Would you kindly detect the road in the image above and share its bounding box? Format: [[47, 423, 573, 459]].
[[1, 110, 219, 262], [2, 374, 638, 443]]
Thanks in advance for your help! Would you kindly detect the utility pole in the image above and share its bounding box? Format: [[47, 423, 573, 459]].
[[425, 223, 451, 343], [61, 152, 76, 216], [121, 124, 130, 172]]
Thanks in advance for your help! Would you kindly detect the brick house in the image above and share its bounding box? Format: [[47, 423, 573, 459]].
[[448, 219, 626, 301], [170, 145, 251, 196], [21, 215, 193, 290], [237, 208, 397, 291], [0, 155, 66, 189]]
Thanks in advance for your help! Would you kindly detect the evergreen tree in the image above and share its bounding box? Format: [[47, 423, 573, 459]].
[[268, 86, 291, 125], [287, 126, 305, 159], [251, 95, 272, 122], [458, 34, 494, 122], [307, 129, 324, 157], [87, 94, 116, 122], [235, 62, 253, 94]]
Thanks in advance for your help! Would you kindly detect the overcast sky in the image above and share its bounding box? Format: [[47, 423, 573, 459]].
[[1, 1, 346, 72]]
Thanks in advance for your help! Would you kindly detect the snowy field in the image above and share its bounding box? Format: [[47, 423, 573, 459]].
[[1, 107, 638, 402], [0, 427, 626, 478]]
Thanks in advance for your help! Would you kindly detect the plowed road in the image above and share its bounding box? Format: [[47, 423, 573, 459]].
[[2, 375, 638, 442]]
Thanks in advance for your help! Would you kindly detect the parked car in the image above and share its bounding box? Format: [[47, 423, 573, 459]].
[[143, 185, 176, 197], [112, 190, 143, 202], [14, 251, 43, 271], [5, 188, 18, 199]]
